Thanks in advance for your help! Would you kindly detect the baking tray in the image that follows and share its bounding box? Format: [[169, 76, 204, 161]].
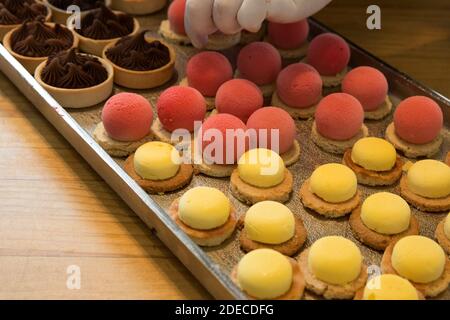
[[0, 12, 448, 300]]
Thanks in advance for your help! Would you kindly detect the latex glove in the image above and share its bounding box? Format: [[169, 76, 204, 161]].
[[185, 0, 332, 48]]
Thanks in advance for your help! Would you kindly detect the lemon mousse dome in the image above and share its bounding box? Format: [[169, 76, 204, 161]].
[[351, 137, 396, 171], [308, 236, 362, 285], [361, 192, 411, 235], [310, 163, 357, 203], [178, 187, 231, 230], [238, 148, 286, 188], [237, 249, 293, 299], [362, 274, 419, 300], [244, 201, 295, 244], [392, 235, 446, 284], [134, 142, 181, 180], [407, 160, 450, 199]]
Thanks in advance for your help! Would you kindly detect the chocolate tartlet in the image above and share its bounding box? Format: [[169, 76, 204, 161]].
[[3, 20, 77, 73], [103, 30, 175, 89], [68, 4, 139, 56], [0, 0, 51, 41], [110, 0, 166, 15], [45, 0, 104, 24], [35, 48, 114, 108]]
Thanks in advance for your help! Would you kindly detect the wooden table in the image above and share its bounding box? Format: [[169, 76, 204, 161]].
[[0, 1, 448, 299]]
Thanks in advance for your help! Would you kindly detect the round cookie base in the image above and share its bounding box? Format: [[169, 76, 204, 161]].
[[189, 141, 236, 177], [150, 118, 195, 146], [298, 249, 368, 300], [265, 38, 309, 60], [445, 151, 450, 166], [230, 169, 294, 205], [280, 140, 301, 166], [159, 20, 192, 45], [240, 26, 266, 45], [321, 67, 349, 88], [381, 241, 450, 297], [400, 175, 450, 212], [271, 91, 319, 119], [385, 123, 443, 158], [179, 77, 215, 110], [349, 205, 420, 251], [364, 96, 393, 120], [299, 179, 361, 218], [435, 220, 450, 255], [234, 70, 275, 98]]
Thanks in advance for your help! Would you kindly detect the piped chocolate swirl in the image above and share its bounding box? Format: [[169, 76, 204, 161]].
[[105, 31, 171, 71], [41, 48, 108, 89], [10, 20, 74, 57], [0, 0, 47, 25], [48, 0, 103, 11], [77, 4, 134, 40]]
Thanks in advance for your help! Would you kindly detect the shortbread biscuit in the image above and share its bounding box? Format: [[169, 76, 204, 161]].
[[271, 91, 319, 119], [445, 151, 450, 166], [364, 96, 393, 120], [266, 37, 309, 60], [281, 140, 301, 166], [400, 175, 450, 212], [435, 219, 450, 255], [321, 67, 349, 87], [235, 70, 275, 98], [179, 77, 215, 110], [159, 20, 191, 45], [240, 26, 266, 45]]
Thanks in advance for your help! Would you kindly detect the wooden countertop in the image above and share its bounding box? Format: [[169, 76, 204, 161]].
[[0, 1, 449, 299]]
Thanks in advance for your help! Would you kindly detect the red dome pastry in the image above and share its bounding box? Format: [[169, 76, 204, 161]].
[[200, 114, 248, 164], [247, 107, 296, 154], [307, 33, 350, 76], [216, 79, 264, 122], [394, 96, 443, 144], [102, 93, 153, 142], [237, 42, 282, 86], [168, 0, 186, 35], [276, 63, 322, 108], [342, 66, 388, 111], [186, 51, 233, 97], [315, 93, 364, 141], [267, 20, 309, 50], [157, 86, 206, 133]]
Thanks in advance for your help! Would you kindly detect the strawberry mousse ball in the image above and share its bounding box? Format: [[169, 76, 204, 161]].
[[157, 86, 206, 132], [307, 33, 350, 76], [247, 107, 296, 154], [186, 51, 233, 97], [394, 96, 443, 144], [102, 93, 153, 142], [276, 63, 322, 108], [267, 20, 309, 50], [315, 93, 364, 141], [216, 79, 263, 122], [237, 42, 282, 86], [168, 0, 186, 35], [200, 114, 248, 164], [342, 67, 389, 111]]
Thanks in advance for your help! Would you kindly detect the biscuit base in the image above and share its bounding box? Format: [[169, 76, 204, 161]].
[[364, 96, 393, 120], [281, 140, 301, 166], [435, 219, 450, 255], [271, 91, 319, 119], [123, 154, 193, 194], [298, 249, 368, 299], [400, 175, 450, 212], [189, 141, 236, 178], [231, 257, 305, 300], [159, 20, 192, 45], [353, 287, 425, 300], [93, 122, 153, 157], [349, 205, 420, 251], [299, 179, 361, 218], [385, 123, 443, 158], [168, 199, 237, 247], [230, 169, 293, 205], [381, 241, 450, 297], [150, 118, 195, 147], [179, 77, 215, 110], [445, 151, 450, 166], [342, 149, 404, 186], [238, 215, 307, 256], [311, 122, 369, 155], [265, 37, 309, 60], [240, 26, 266, 45], [234, 70, 275, 98], [321, 67, 349, 88]]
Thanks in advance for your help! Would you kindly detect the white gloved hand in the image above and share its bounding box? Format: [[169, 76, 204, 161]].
[[185, 0, 332, 48]]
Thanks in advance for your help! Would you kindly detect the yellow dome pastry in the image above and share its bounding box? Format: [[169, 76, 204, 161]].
[[343, 138, 403, 186], [298, 236, 367, 299], [124, 142, 193, 194], [350, 192, 419, 250], [239, 201, 307, 256], [355, 274, 421, 300], [400, 159, 450, 212], [435, 213, 450, 254], [299, 163, 361, 218], [231, 249, 305, 300], [230, 148, 294, 205], [381, 235, 450, 297], [168, 187, 237, 246]]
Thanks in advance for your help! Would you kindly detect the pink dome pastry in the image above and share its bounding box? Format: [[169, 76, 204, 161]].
[[237, 42, 282, 86], [102, 93, 153, 142], [267, 20, 309, 50], [394, 96, 443, 144], [307, 33, 350, 76], [216, 79, 264, 122], [186, 51, 233, 97], [315, 93, 364, 141], [246, 107, 296, 154], [168, 0, 186, 35], [156, 86, 206, 133]]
